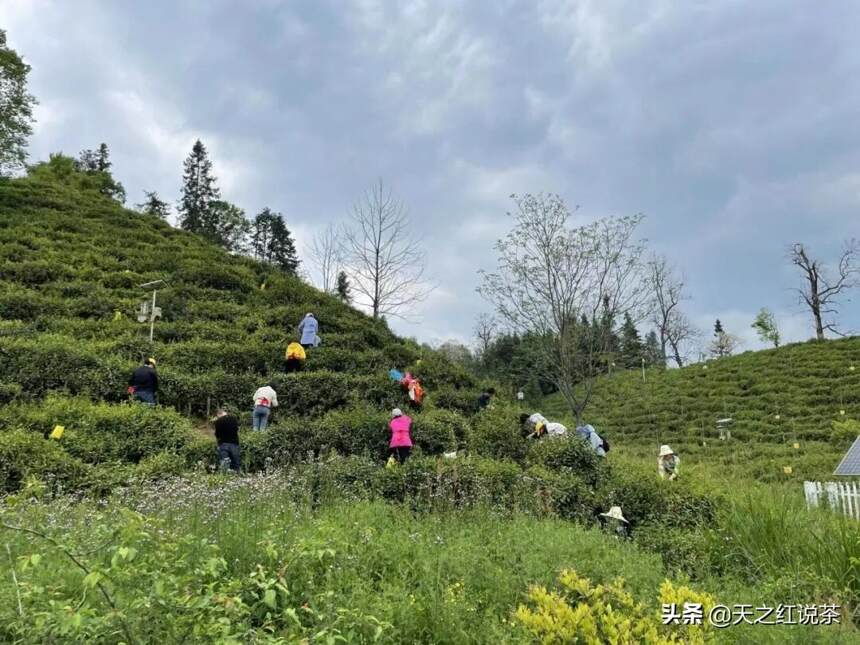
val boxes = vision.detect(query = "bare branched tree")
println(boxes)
[343,179,432,319]
[479,193,649,425]
[647,254,700,367]
[473,313,497,358]
[709,330,740,357]
[789,240,860,340]
[310,223,343,293]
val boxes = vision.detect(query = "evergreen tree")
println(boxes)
[0,30,37,174]
[714,319,724,335]
[336,270,351,303]
[250,209,276,261]
[75,143,125,203]
[643,330,663,367]
[136,191,170,220]
[619,312,643,369]
[250,208,299,273]
[179,140,220,235]
[96,143,111,172]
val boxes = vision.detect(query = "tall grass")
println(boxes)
[719,489,860,618]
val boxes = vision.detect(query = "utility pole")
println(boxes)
[138,280,166,343]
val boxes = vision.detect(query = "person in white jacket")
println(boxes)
[251,383,279,431]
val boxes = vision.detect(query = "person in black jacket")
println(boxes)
[213,409,241,473]
[128,358,158,405]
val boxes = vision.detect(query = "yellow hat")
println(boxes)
[147,357,157,366]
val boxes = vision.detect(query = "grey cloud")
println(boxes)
[2,0,859,346]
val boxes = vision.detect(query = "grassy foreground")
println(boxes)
[0,472,855,644]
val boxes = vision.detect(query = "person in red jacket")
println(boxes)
[388,408,413,463]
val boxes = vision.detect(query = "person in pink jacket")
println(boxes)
[388,408,413,463]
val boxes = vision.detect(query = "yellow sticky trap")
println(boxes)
[113,310,122,321]
[783,466,793,475]
[49,425,65,440]
[850,366,856,372]
[774,414,780,420]
[792,442,800,450]
[840,410,846,416]
[260,282,267,290]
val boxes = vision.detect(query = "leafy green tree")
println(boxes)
[336,270,351,303]
[179,139,220,235]
[0,30,36,175]
[619,313,643,369]
[751,308,780,348]
[135,191,170,220]
[251,208,300,274]
[75,143,126,203]
[206,200,249,253]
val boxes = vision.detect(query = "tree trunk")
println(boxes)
[810,274,825,341]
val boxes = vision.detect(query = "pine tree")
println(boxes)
[136,191,170,220]
[75,142,126,203]
[179,140,220,235]
[251,208,299,273]
[714,319,724,335]
[96,143,111,172]
[619,312,643,369]
[269,215,300,274]
[336,270,351,303]
[250,209,277,262]
[643,330,663,367]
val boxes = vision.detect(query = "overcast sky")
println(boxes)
[3,0,860,352]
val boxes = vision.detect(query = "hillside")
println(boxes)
[542,339,860,481]
[2,161,860,642]
[0,158,481,491]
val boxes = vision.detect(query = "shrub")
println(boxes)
[315,406,390,461]
[0,396,196,464]
[411,409,460,455]
[515,569,715,644]
[527,434,609,487]
[467,405,529,463]
[0,429,90,493]
[431,387,482,415]
[831,418,860,445]
[411,352,475,390]
[525,465,600,522]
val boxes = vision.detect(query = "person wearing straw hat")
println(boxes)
[658,445,680,480]
[388,408,413,464]
[600,506,629,538]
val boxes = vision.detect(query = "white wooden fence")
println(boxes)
[804,481,860,520]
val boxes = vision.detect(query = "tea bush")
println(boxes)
[527,434,609,487]
[0,429,90,493]
[411,409,460,455]
[0,396,196,464]
[467,405,529,463]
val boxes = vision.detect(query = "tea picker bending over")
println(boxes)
[251,382,278,431]
[285,341,306,373]
[388,408,413,464]
[213,409,241,473]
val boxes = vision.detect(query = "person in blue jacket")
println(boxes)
[297,312,319,349]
